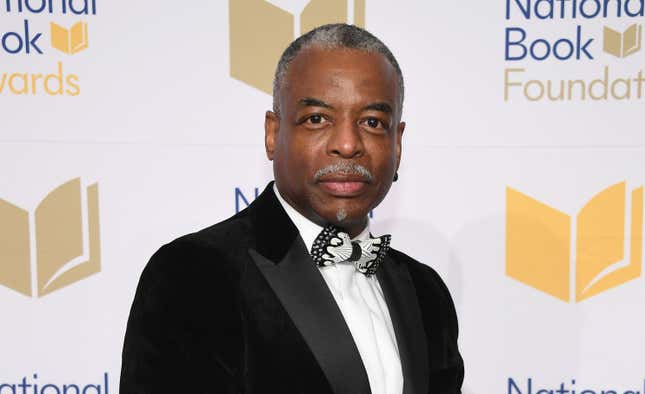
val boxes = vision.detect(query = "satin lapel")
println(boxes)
[377,255,429,394]
[248,239,371,394]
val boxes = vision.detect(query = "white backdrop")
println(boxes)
[1,1,644,393]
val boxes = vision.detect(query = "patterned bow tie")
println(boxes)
[310,225,391,277]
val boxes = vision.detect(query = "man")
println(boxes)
[121,24,463,394]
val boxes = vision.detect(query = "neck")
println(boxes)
[299,205,368,238]
[336,218,368,238]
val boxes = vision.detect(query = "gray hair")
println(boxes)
[313,162,373,182]
[272,23,404,115]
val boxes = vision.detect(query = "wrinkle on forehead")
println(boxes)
[282,50,398,108]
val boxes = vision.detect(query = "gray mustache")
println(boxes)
[314,162,373,182]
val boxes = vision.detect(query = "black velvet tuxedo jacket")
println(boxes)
[120,183,464,394]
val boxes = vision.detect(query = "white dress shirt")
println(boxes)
[273,185,404,394]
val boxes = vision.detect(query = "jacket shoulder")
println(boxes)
[173,209,253,251]
[388,248,453,297]
[387,248,459,332]
[138,210,254,291]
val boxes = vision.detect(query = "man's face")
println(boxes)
[265,47,404,236]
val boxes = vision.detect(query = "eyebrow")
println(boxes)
[363,102,393,114]
[297,98,393,114]
[298,97,334,109]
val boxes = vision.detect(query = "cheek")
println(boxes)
[288,135,324,170]
[368,139,397,169]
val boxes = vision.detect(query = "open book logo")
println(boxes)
[0,178,101,298]
[506,182,643,303]
[50,21,89,55]
[229,0,366,94]
[603,23,642,58]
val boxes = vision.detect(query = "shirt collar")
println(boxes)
[272,183,370,252]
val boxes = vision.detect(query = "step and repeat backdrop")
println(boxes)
[1,0,644,392]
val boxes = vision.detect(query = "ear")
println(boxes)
[395,121,405,170]
[265,111,280,160]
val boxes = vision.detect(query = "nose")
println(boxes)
[327,118,364,159]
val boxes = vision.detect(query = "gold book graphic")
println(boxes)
[603,23,642,58]
[0,178,100,297]
[506,182,643,302]
[50,21,89,55]
[229,0,365,94]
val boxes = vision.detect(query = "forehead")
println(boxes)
[281,47,400,109]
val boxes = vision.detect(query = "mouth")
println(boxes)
[317,174,370,197]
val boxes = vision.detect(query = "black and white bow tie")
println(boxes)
[310,225,391,277]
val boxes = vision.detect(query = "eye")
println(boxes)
[360,117,388,131]
[301,113,330,129]
[307,114,325,124]
[366,118,381,128]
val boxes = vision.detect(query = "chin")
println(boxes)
[319,204,369,225]
[310,191,375,224]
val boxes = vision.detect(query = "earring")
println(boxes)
[393,172,399,182]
